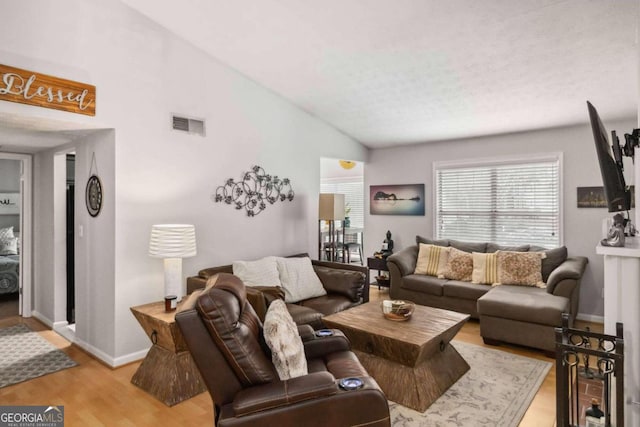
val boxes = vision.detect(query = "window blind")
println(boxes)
[321,177,364,229]
[435,158,561,248]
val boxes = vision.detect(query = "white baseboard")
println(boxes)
[54,325,76,343]
[113,348,149,367]
[72,336,148,368]
[576,313,604,324]
[53,320,69,329]
[29,311,147,368]
[31,311,71,331]
[31,310,53,328]
[72,336,117,367]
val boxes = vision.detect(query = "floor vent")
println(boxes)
[172,115,205,136]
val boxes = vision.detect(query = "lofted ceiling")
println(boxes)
[129,2,636,148]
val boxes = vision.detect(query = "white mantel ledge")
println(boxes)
[596,236,640,258]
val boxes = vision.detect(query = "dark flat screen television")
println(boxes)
[587,101,631,212]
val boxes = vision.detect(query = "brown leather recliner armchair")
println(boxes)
[176,273,390,427]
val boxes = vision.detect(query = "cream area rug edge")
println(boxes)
[389,340,552,427]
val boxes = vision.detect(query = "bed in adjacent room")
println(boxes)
[0,227,19,295]
[0,254,19,295]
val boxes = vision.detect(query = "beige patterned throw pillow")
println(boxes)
[495,250,546,287]
[471,252,498,284]
[414,243,450,277]
[442,247,473,281]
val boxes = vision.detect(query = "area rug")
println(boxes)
[0,323,77,388]
[390,341,552,427]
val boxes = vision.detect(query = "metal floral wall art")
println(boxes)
[213,165,294,216]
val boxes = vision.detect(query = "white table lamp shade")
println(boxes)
[149,224,197,258]
[319,193,345,220]
[149,224,197,300]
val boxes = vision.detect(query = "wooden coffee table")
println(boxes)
[323,302,470,412]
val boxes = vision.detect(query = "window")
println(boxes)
[321,177,364,229]
[434,154,561,248]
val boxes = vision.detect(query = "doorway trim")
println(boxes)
[0,152,32,317]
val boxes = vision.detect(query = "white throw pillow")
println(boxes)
[0,226,14,243]
[275,257,326,303]
[263,299,308,380]
[0,237,18,256]
[232,256,281,287]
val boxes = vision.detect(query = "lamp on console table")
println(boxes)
[149,224,197,301]
[319,193,345,262]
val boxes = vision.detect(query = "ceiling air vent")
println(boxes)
[172,115,206,136]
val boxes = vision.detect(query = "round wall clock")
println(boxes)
[85,175,103,217]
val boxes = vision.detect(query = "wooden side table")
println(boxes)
[367,256,390,289]
[130,301,206,406]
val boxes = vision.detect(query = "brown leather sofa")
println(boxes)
[176,273,390,427]
[187,256,369,329]
[387,238,588,354]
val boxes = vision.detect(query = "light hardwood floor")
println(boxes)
[0,289,602,427]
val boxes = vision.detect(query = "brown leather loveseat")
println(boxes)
[187,255,369,329]
[176,273,390,427]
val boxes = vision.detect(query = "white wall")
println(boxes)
[0,159,20,190]
[74,131,117,359]
[33,151,56,323]
[365,119,636,319]
[33,131,116,351]
[1,0,367,364]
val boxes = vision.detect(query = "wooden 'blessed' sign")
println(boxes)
[0,64,95,116]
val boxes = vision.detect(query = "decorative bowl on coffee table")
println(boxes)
[381,300,414,321]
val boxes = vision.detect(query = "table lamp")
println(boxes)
[149,224,197,301]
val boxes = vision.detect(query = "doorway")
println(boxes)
[0,158,21,319]
[0,152,33,319]
[320,158,365,264]
[65,154,75,324]
[52,149,77,333]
